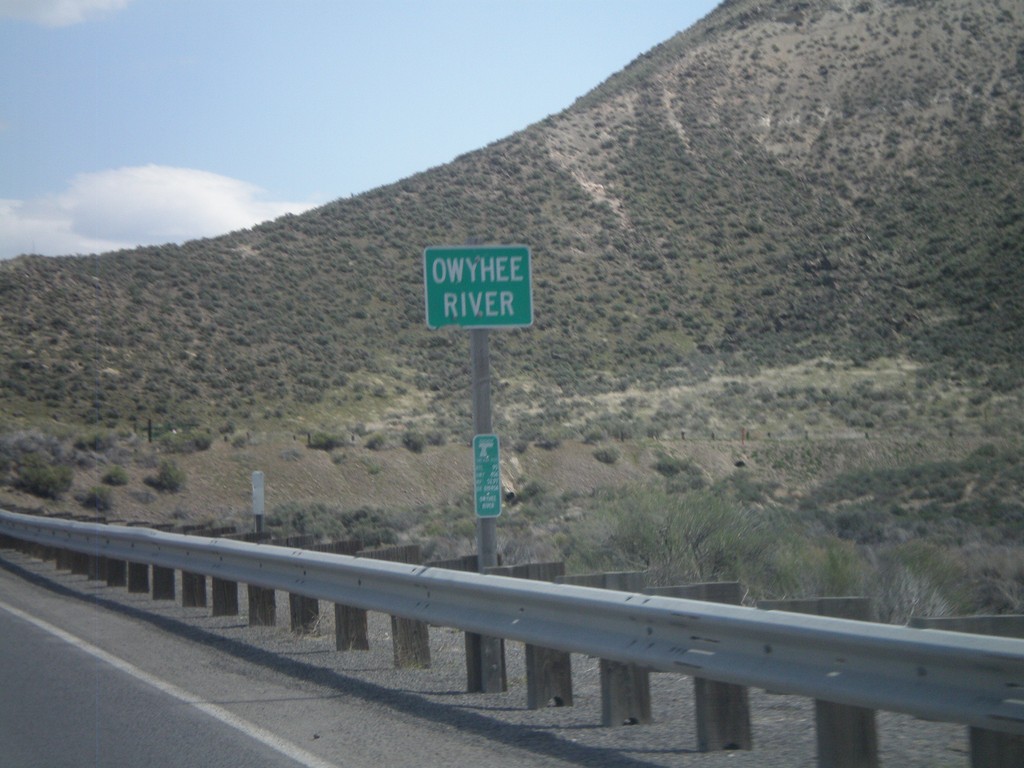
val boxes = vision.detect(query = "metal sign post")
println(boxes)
[471,328,504,693]
[424,243,532,695]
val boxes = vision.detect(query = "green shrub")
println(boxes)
[146,460,186,492]
[15,453,73,499]
[365,433,386,451]
[402,431,426,453]
[577,485,774,587]
[593,447,620,464]
[74,432,117,452]
[534,435,561,450]
[653,455,707,491]
[102,465,129,486]
[652,454,686,477]
[81,486,113,512]
[308,432,346,451]
[267,501,397,546]
[771,537,867,599]
[159,430,212,453]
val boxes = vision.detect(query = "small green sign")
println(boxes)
[473,434,501,518]
[424,245,532,329]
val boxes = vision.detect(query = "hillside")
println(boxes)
[1,0,1021,446]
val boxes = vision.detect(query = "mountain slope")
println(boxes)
[1,0,1022,438]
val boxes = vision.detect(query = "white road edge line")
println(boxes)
[0,599,341,768]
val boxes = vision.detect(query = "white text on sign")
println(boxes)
[432,254,525,322]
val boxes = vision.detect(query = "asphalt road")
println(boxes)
[0,554,595,768]
[0,602,329,768]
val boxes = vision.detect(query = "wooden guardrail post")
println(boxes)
[277,535,319,633]
[247,584,276,626]
[241,531,280,626]
[208,529,247,617]
[909,615,1024,768]
[426,554,502,690]
[211,575,238,616]
[127,561,150,593]
[120,522,150,593]
[55,546,72,571]
[148,527,178,600]
[274,538,364,643]
[646,581,752,751]
[304,539,364,649]
[758,597,877,768]
[105,557,127,587]
[151,565,176,600]
[74,516,108,581]
[334,598,369,650]
[238,534,317,631]
[360,544,431,668]
[88,554,107,581]
[487,562,568,708]
[220,531,272,624]
[71,550,90,576]
[288,590,318,632]
[181,571,207,607]
[557,571,651,726]
[179,526,236,609]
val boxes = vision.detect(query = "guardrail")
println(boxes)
[2,508,1024,752]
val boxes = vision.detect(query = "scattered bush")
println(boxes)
[653,454,707,491]
[365,433,386,451]
[80,486,113,512]
[74,432,118,453]
[267,501,397,546]
[146,460,186,492]
[402,431,426,453]
[593,447,620,464]
[308,432,346,451]
[574,485,774,587]
[14,453,73,499]
[102,465,129,486]
[159,431,212,454]
[772,537,867,599]
[652,454,686,477]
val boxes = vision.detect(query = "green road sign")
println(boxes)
[473,434,502,518]
[424,245,532,329]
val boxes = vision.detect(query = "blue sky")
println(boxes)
[0,0,719,259]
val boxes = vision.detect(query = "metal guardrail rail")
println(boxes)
[2,508,1024,736]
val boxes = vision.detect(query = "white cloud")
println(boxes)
[0,165,318,259]
[0,0,131,26]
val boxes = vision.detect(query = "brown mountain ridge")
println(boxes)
[1,0,1021,441]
